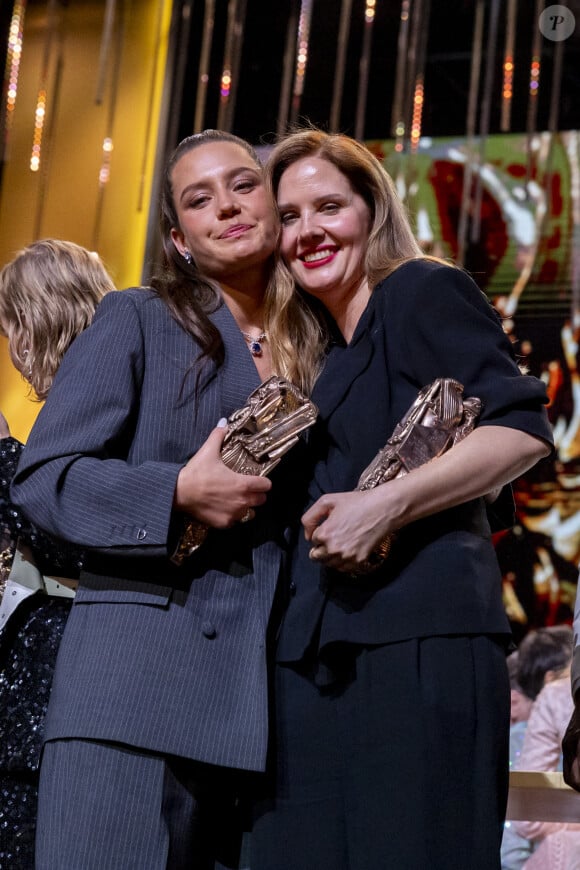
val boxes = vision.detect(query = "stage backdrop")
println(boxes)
[0,0,173,442]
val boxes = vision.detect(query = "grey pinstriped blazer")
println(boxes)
[11,288,290,772]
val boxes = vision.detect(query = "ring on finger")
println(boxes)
[240,509,253,524]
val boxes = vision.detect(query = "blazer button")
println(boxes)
[289,582,296,596]
[136,528,147,540]
[202,620,217,639]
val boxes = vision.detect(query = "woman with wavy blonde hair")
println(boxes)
[0,239,115,400]
[0,238,115,868]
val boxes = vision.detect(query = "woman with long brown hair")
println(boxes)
[11,131,324,869]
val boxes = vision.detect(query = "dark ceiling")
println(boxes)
[170,0,580,146]
[2,1,579,154]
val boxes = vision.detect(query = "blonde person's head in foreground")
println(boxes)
[0,239,116,400]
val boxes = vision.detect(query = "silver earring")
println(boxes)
[182,251,193,265]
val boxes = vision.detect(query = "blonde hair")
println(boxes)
[0,239,116,400]
[263,258,326,393]
[266,127,425,298]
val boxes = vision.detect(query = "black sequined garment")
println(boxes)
[0,437,81,870]
[0,437,82,578]
[0,597,71,869]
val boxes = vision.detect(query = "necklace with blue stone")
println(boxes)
[240,329,267,357]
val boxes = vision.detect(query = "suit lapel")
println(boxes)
[209,302,282,618]
[209,302,262,414]
[313,295,376,421]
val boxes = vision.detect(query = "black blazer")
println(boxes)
[11,289,294,772]
[278,260,553,667]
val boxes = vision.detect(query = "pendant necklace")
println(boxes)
[240,329,267,357]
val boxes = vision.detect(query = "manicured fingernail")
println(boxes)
[217,417,227,428]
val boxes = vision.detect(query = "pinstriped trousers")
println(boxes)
[35,739,246,870]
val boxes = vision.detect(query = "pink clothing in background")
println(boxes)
[514,677,580,869]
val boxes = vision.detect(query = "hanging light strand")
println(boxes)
[409,76,424,152]
[30,88,47,172]
[98,136,114,187]
[525,0,545,189]
[95,0,117,104]
[3,0,27,148]
[29,0,60,173]
[277,2,299,135]
[527,0,544,123]
[457,0,485,264]
[355,0,377,140]
[409,0,429,155]
[566,132,580,328]
[219,0,237,108]
[399,0,425,160]
[471,0,502,243]
[329,0,354,133]
[217,0,248,132]
[92,0,126,249]
[137,0,166,211]
[365,0,376,22]
[501,0,517,131]
[193,0,215,132]
[391,0,411,150]
[290,0,313,123]
[528,56,541,101]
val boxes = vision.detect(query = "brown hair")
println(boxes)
[517,625,573,700]
[0,239,115,400]
[152,129,324,394]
